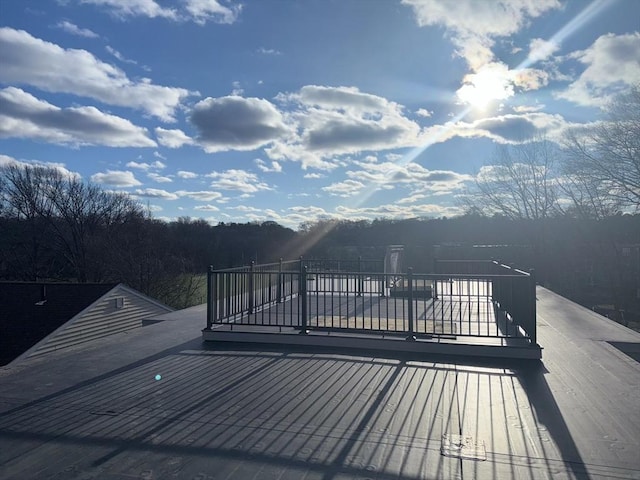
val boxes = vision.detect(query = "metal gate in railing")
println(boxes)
[205,259,536,343]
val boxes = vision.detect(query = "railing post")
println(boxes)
[357,256,363,296]
[248,261,255,314]
[300,263,308,334]
[206,265,214,329]
[277,257,283,303]
[529,269,537,344]
[406,267,416,341]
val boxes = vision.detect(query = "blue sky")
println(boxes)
[1,0,639,228]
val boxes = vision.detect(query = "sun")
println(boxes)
[457,63,514,109]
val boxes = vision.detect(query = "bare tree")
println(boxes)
[563,85,640,211]
[469,137,559,220]
[0,164,143,282]
[0,165,57,279]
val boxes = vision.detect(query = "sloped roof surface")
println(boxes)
[0,282,117,365]
[0,289,639,478]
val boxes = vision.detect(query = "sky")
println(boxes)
[1,0,639,229]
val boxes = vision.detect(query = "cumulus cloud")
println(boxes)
[207,169,272,193]
[176,190,224,201]
[91,170,142,187]
[183,0,242,24]
[76,0,241,24]
[194,204,220,211]
[255,159,283,173]
[155,128,194,148]
[55,20,99,38]
[322,179,366,197]
[528,38,560,63]
[268,85,422,169]
[557,32,640,106]
[126,160,166,170]
[190,96,289,152]
[0,28,193,121]
[132,188,179,200]
[177,171,199,179]
[415,108,432,117]
[0,87,156,147]
[347,161,473,194]
[147,172,172,183]
[418,111,570,145]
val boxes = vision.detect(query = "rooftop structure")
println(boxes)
[1,280,639,478]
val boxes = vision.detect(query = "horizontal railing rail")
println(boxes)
[206,258,537,344]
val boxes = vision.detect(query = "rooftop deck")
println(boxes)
[204,261,540,359]
[0,287,639,479]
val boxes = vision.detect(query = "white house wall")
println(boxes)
[25,285,173,359]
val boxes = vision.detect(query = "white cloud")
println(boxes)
[176,190,224,201]
[415,108,432,117]
[402,0,560,69]
[303,173,325,179]
[0,154,79,179]
[126,160,166,170]
[78,0,178,19]
[183,0,242,24]
[322,179,366,197]
[231,80,244,96]
[190,96,289,153]
[397,193,427,205]
[105,45,138,65]
[91,170,142,187]
[347,161,473,194]
[132,188,179,200]
[257,47,282,55]
[177,171,199,179]
[417,111,571,145]
[0,87,156,147]
[268,85,422,169]
[0,27,193,121]
[335,203,462,220]
[255,159,282,173]
[155,127,194,148]
[55,20,99,38]
[194,204,220,211]
[77,0,241,24]
[207,169,272,193]
[557,33,640,106]
[528,38,560,63]
[148,172,172,183]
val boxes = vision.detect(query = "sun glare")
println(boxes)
[457,64,513,109]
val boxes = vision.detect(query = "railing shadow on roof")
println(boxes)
[0,343,594,478]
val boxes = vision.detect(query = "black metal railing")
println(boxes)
[206,258,537,344]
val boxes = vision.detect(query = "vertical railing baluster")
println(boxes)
[277,258,283,303]
[300,264,308,334]
[407,267,415,341]
[206,265,214,329]
[248,261,255,314]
